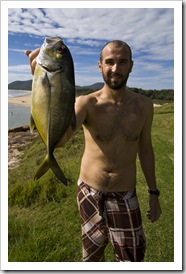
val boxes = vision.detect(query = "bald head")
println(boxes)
[100,40,132,63]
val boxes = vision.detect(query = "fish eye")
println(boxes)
[56,46,65,54]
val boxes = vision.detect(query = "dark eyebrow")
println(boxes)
[105,58,129,63]
[105,58,113,62]
[120,58,129,62]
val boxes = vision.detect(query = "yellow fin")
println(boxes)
[34,154,67,186]
[30,115,36,133]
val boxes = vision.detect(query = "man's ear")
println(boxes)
[98,61,102,73]
[129,60,134,73]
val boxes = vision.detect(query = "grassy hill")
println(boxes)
[8,80,33,90]
[8,80,104,92]
[8,103,174,262]
[8,80,174,101]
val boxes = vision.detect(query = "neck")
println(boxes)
[102,84,128,103]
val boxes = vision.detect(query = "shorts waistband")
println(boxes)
[78,179,136,200]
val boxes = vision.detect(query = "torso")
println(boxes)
[79,89,150,192]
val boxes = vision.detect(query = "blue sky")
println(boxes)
[7,6,175,90]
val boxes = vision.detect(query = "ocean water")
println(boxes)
[8,90,31,129]
[8,89,31,98]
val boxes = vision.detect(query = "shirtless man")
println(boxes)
[25,40,161,262]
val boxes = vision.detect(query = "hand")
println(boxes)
[24,48,40,75]
[146,195,162,223]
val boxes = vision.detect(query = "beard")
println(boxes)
[102,72,129,90]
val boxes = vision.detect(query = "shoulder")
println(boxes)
[75,91,101,126]
[129,90,152,103]
[76,90,100,108]
[129,90,153,113]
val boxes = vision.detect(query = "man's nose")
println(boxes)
[112,63,118,72]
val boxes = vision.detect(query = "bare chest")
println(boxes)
[87,103,145,143]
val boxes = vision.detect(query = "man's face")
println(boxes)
[98,43,133,90]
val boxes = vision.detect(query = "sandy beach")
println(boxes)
[8,93,162,108]
[9,93,31,107]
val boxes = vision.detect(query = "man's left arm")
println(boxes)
[138,99,162,223]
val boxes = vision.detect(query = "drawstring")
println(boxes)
[78,180,136,217]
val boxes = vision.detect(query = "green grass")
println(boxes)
[8,103,174,262]
[136,103,174,262]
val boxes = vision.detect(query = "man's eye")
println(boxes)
[106,60,114,65]
[120,59,128,64]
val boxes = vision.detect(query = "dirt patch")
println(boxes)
[8,125,38,169]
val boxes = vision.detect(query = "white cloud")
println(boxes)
[8,8,174,49]
[8,64,32,83]
[8,72,32,84]
[9,48,25,53]
[7,7,175,89]
[9,64,31,73]
[9,8,174,58]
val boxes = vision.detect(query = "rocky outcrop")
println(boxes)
[9,125,32,133]
[8,125,38,169]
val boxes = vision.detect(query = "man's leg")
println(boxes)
[77,180,109,262]
[105,191,146,262]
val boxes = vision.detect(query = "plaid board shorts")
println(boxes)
[77,179,146,262]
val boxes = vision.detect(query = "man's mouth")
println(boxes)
[110,74,122,80]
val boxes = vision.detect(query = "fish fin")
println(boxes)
[34,154,67,185]
[70,110,76,132]
[34,155,50,180]
[50,154,67,186]
[47,110,67,185]
[30,115,36,133]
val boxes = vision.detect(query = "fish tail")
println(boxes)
[50,154,67,186]
[34,155,50,181]
[34,154,67,186]
[30,114,36,133]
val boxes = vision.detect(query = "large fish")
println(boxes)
[30,37,76,185]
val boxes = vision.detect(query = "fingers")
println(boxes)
[24,50,32,57]
[146,210,161,223]
[146,210,152,221]
[24,48,40,75]
[24,48,40,61]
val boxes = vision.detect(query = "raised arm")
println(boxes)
[138,99,162,222]
[56,95,88,147]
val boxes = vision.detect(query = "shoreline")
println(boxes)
[9,93,163,108]
[8,93,31,107]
